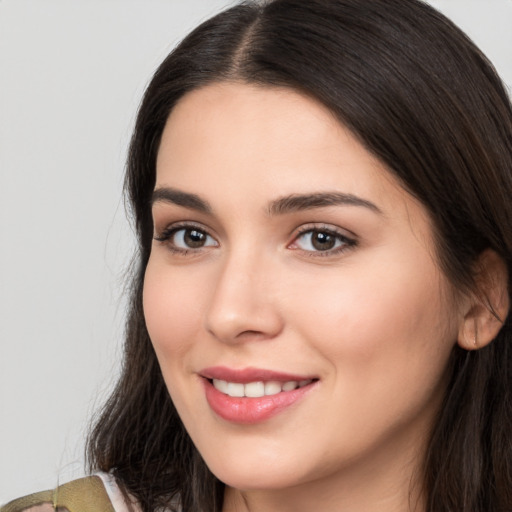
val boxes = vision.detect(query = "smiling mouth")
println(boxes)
[200,366,319,422]
[211,378,315,398]
[201,369,319,423]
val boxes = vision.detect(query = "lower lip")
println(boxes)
[203,379,316,424]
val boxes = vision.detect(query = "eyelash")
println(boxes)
[153,222,357,257]
[154,222,217,255]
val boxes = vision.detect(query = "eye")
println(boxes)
[172,227,216,249]
[290,227,356,255]
[155,225,218,252]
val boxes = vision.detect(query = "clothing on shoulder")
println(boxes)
[1,474,138,512]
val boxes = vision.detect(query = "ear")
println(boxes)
[457,249,510,351]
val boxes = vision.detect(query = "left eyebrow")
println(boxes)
[268,192,383,216]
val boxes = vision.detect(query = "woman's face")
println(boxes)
[143,83,461,496]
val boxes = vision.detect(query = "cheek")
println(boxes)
[278,257,457,461]
[286,252,457,397]
[142,259,204,363]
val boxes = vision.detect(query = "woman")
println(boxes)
[3,0,511,511]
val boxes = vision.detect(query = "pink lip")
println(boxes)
[200,366,318,424]
[200,366,316,383]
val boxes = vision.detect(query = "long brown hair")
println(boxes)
[87,1,512,510]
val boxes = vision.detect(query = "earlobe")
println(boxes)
[457,250,510,351]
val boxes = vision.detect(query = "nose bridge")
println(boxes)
[204,244,282,343]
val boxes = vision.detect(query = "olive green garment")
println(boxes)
[1,476,116,512]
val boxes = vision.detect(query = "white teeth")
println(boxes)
[212,378,313,397]
[227,382,245,397]
[245,381,265,397]
[212,379,228,394]
[264,381,282,396]
[282,381,298,392]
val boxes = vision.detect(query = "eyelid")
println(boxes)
[154,220,207,239]
[291,222,356,239]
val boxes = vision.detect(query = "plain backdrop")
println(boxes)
[1,0,511,504]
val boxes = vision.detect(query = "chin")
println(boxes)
[200,444,310,491]
[211,465,304,491]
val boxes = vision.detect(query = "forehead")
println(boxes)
[155,82,426,226]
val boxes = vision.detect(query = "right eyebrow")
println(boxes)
[151,187,212,214]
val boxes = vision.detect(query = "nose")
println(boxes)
[204,252,284,344]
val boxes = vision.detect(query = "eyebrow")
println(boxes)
[268,192,382,216]
[151,187,382,216]
[152,187,212,214]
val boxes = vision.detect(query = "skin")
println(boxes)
[143,83,465,512]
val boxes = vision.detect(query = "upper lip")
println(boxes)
[200,366,317,383]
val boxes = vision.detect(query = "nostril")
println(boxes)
[237,330,267,339]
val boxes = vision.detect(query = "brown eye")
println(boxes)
[165,227,218,250]
[292,228,354,254]
[182,229,208,248]
[310,231,336,251]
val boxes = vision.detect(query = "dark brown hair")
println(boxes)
[87,1,512,510]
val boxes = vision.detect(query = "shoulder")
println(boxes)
[1,473,139,512]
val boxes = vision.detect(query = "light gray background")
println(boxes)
[1,0,511,504]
